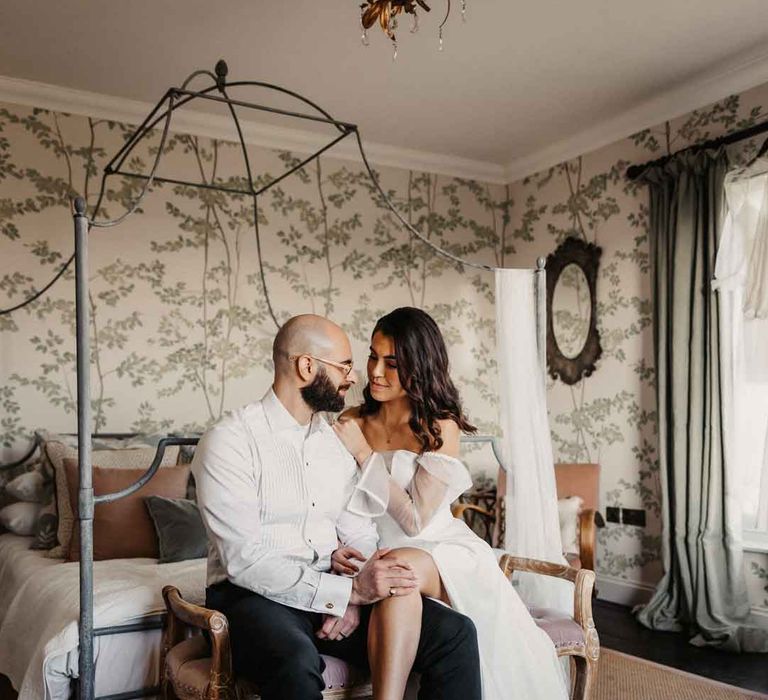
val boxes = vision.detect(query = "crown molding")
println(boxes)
[0,75,507,184]
[503,44,768,182]
[5,43,768,188]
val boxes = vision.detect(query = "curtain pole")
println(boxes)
[626,118,768,181]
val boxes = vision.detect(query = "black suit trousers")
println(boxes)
[206,580,481,700]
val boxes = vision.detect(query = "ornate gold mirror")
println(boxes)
[546,237,602,384]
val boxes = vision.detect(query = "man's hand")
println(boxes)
[349,548,418,604]
[316,603,361,641]
[332,546,367,575]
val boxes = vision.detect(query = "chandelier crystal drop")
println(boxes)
[359,0,464,53]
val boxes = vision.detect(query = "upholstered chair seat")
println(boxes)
[529,607,587,651]
[165,636,212,700]
[237,657,371,700]
[162,555,601,700]
[160,586,373,700]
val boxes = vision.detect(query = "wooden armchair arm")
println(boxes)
[161,585,233,686]
[500,554,579,583]
[451,503,494,520]
[498,554,596,630]
[578,508,597,571]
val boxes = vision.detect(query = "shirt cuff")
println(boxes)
[310,572,353,618]
[347,453,390,517]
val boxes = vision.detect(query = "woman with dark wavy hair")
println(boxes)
[333,307,567,700]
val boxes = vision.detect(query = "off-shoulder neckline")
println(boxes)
[380,449,462,461]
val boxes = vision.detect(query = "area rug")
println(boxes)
[594,649,768,699]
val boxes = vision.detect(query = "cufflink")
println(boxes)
[325,602,334,610]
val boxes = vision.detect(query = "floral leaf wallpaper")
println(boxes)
[1,82,767,611]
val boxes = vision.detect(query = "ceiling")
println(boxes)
[3,0,768,181]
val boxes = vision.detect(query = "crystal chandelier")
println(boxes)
[360,0,466,58]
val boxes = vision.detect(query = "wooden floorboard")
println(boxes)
[593,599,768,695]
[0,674,18,700]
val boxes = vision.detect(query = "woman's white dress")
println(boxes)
[347,449,568,700]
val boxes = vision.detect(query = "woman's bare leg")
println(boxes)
[368,548,448,700]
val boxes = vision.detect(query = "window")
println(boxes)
[718,171,768,550]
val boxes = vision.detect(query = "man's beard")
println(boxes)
[301,369,349,413]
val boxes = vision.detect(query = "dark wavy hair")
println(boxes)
[360,307,476,453]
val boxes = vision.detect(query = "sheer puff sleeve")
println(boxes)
[348,451,473,537]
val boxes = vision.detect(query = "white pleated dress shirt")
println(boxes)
[191,389,379,617]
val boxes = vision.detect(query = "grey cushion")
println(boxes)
[145,496,207,563]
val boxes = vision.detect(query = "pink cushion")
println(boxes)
[165,635,371,698]
[554,463,599,511]
[529,607,585,650]
[319,654,368,689]
[166,637,214,700]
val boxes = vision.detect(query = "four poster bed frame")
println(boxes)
[5,60,549,700]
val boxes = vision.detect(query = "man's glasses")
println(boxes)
[289,354,354,378]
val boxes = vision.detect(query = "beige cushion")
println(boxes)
[65,460,189,561]
[557,495,583,555]
[6,470,47,503]
[0,501,43,535]
[44,439,179,558]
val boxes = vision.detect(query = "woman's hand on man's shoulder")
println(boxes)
[338,406,362,422]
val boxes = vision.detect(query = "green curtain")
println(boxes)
[635,148,768,652]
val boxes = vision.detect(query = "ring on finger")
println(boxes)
[389,587,396,596]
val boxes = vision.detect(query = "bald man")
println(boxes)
[192,315,481,700]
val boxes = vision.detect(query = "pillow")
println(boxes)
[0,501,44,536]
[144,496,207,563]
[44,436,180,558]
[0,449,55,541]
[6,471,47,503]
[1,455,44,509]
[64,460,189,562]
[557,495,584,555]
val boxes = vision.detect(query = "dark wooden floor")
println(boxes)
[3,603,766,698]
[594,599,768,695]
[0,674,17,700]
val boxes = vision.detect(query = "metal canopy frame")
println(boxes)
[62,59,548,700]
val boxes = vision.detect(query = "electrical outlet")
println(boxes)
[621,508,646,527]
[606,507,620,523]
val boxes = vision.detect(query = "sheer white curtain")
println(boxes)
[495,268,573,614]
[715,166,768,532]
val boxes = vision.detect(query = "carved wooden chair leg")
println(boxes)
[571,656,587,700]
[571,654,598,700]
[585,655,599,700]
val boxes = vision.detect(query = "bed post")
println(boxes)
[74,196,95,700]
[535,256,547,386]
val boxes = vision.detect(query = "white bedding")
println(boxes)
[0,533,206,700]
